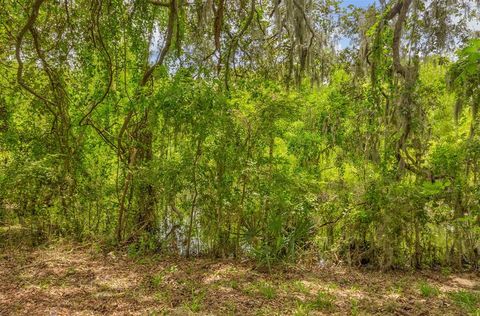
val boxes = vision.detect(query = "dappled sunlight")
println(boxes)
[202,264,248,285]
[1,243,479,315]
[1,0,480,314]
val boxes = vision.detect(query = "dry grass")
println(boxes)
[0,232,478,315]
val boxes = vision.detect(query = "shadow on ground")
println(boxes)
[0,228,478,315]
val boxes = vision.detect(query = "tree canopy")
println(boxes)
[0,0,479,270]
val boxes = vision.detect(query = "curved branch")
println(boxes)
[141,0,177,85]
[385,0,404,21]
[15,0,56,114]
[391,0,412,78]
[80,0,113,126]
[85,117,118,152]
[118,0,177,155]
[224,0,255,91]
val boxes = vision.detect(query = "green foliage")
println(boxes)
[183,288,206,312]
[308,291,335,311]
[448,39,480,128]
[293,302,311,316]
[418,282,440,298]
[0,0,479,271]
[256,281,277,299]
[449,291,480,315]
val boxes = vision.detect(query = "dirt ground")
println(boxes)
[0,231,479,315]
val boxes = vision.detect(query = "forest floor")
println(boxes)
[0,227,479,315]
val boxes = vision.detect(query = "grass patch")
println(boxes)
[228,279,240,290]
[418,281,440,298]
[257,281,277,299]
[449,290,479,314]
[243,281,277,299]
[292,280,309,294]
[38,277,53,289]
[390,279,407,294]
[148,265,178,289]
[150,273,163,288]
[183,289,206,312]
[350,298,360,315]
[308,291,335,311]
[153,289,172,304]
[293,301,311,316]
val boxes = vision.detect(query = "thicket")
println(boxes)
[0,0,479,270]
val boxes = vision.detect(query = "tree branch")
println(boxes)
[15,0,56,115]
[391,0,412,78]
[141,0,177,85]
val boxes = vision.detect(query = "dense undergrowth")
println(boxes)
[0,0,479,271]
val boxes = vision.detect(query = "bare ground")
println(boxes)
[0,231,479,315]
